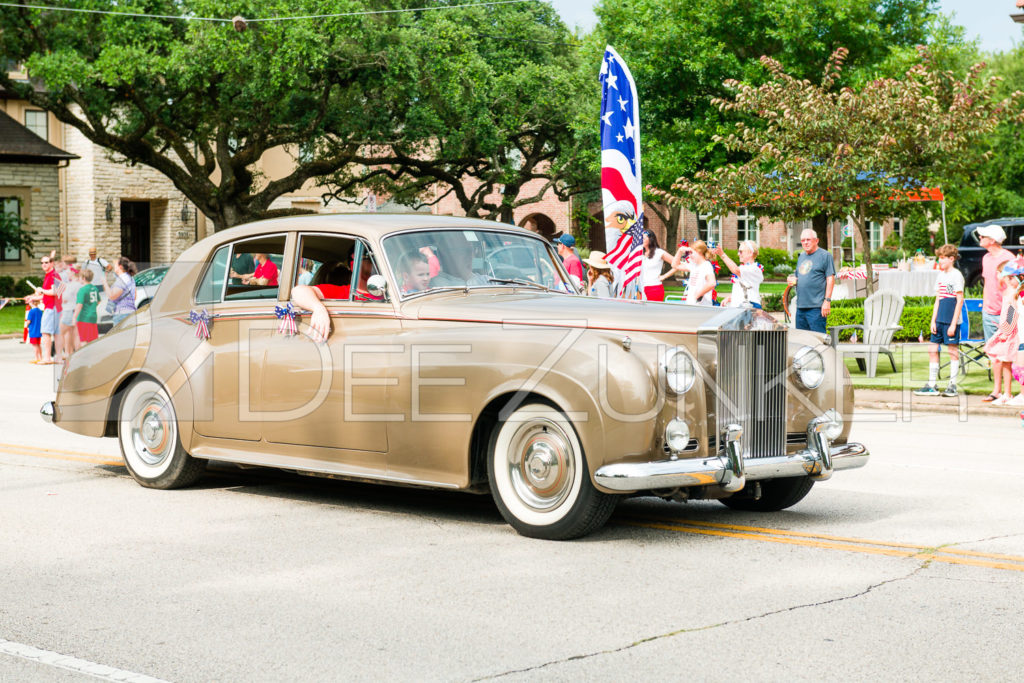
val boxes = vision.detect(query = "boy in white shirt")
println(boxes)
[914,244,964,397]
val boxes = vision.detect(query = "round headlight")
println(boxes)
[662,347,696,394]
[793,346,825,389]
[822,409,844,440]
[665,418,691,453]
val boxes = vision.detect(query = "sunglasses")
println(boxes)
[40,260,50,264]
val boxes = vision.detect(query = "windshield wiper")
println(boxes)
[487,277,552,291]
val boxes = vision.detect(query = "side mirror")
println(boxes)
[366,274,388,300]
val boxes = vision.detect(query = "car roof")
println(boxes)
[206,213,534,243]
[963,218,1024,230]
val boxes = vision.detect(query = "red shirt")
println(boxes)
[254,260,278,286]
[562,253,584,282]
[314,283,350,299]
[42,271,56,309]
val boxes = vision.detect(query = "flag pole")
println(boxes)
[940,191,948,244]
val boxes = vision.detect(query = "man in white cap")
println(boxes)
[976,224,1015,340]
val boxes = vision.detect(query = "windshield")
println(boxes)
[382,229,574,298]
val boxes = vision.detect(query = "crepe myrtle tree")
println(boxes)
[651,47,1024,294]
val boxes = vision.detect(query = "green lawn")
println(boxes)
[0,304,26,335]
[664,279,789,297]
[843,344,996,395]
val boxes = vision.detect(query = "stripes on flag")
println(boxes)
[606,219,644,288]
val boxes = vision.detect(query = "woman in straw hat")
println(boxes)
[583,251,615,298]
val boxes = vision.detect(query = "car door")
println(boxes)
[188,233,292,442]
[255,233,401,463]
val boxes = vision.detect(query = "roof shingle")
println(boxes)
[0,107,78,163]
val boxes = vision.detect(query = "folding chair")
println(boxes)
[942,299,990,380]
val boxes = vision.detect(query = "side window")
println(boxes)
[1008,225,1024,248]
[195,246,230,304]
[294,233,385,302]
[225,235,286,301]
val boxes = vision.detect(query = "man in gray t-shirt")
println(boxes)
[787,229,835,333]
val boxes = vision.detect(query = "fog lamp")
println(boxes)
[665,418,691,454]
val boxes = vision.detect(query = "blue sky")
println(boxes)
[547,0,1022,54]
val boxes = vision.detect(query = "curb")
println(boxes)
[854,399,1023,417]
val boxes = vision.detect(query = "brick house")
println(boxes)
[2,64,200,275]
[0,107,76,280]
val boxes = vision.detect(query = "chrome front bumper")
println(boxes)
[594,421,868,493]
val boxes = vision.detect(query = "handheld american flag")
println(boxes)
[599,46,643,297]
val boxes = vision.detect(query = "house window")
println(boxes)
[736,206,758,243]
[869,221,883,251]
[1,197,22,261]
[24,110,47,140]
[697,214,721,245]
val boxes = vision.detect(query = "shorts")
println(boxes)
[982,312,1000,341]
[644,284,665,302]
[795,307,827,334]
[40,308,58,336]
[59,310,75,327]
[930,324,960,345]
[29,337,40,346]
[76,322,98,343]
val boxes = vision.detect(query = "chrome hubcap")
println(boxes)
[130,395,172,467]
[506,419,575,511]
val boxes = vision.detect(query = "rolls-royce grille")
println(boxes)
[715,329,787,459]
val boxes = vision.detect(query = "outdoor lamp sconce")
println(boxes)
[104,197,114,222]
[180,200,192,224]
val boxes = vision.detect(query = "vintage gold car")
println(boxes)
[42,215,868,539]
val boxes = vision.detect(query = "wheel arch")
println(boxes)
[468,391,564,488]
[103,370,165,437]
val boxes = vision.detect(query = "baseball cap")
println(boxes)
[554,234,576,248]
[1000,264,1020,278]
[975,224,1007,243]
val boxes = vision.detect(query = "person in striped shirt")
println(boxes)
[914,244,964,397]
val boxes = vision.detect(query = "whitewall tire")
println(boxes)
[488,403,617,539]
[118,378,205,489]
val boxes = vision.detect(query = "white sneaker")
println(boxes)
[1009,394,1024,406]
[992,394,1012,406]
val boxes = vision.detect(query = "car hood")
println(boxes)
[401,290,747,334]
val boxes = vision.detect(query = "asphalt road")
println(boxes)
[1,338,1023,681]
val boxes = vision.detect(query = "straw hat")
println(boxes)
[583,251,611,269]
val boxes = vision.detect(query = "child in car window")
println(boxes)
[399,252,431,294]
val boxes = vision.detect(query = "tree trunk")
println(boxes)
[853,211,874,297]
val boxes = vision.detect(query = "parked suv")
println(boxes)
[958,219,1024,288]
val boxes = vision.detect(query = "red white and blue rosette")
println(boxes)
[274,302,298,337]
[188,308,214,340]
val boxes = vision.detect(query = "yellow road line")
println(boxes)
[0,441,119,461]
[0,443,122,467]
[621,518,1024,573]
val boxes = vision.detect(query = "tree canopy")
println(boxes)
[0,0,584,230]
[320,2,589,223]
[651,47,1024,293]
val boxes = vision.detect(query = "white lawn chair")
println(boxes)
[828,290,904,378]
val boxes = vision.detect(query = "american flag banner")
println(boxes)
[599,46,644,297]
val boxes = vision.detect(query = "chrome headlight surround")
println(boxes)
[793,346,825,389]
[661,347,696,395]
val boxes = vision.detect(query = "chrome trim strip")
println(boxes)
[594,442,869,492]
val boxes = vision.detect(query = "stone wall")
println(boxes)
[63,124,198,268]
[0,162,61,280]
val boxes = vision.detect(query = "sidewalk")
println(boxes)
[853,388,1023,417]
